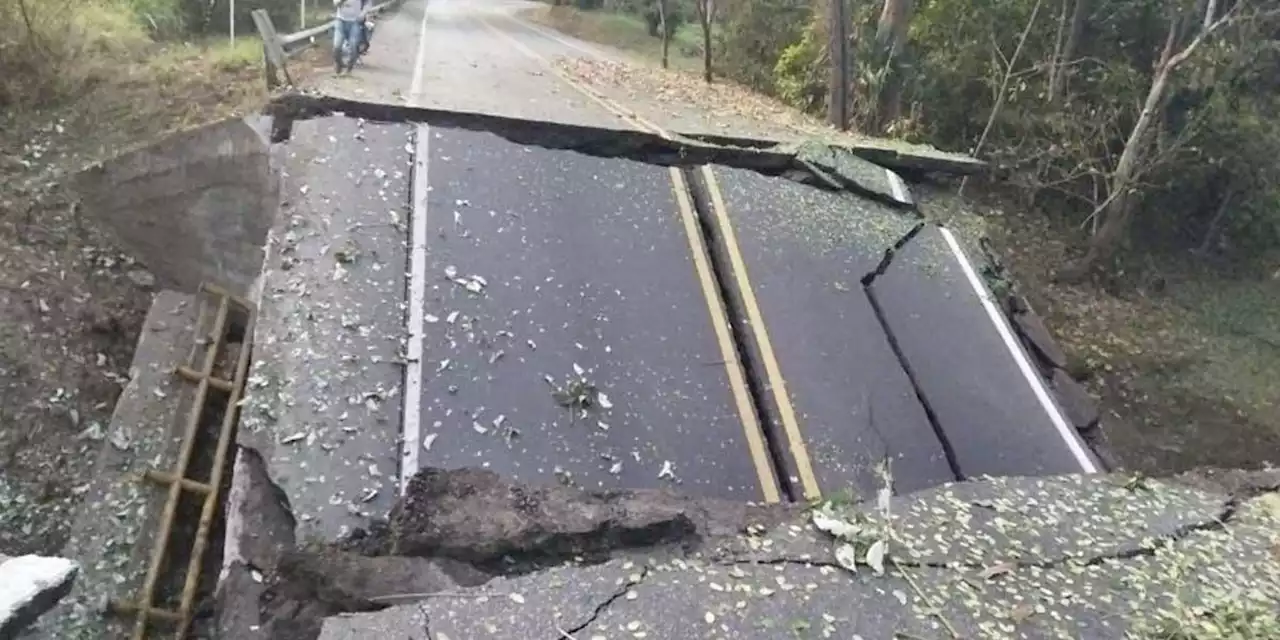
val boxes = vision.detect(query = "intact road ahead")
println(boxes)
[277,0,1098,537]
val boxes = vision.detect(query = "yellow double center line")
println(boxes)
[475,15,820,502]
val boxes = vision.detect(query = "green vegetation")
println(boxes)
[530,3,706,69]
[0,0,314,110]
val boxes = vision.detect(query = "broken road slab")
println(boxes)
[867,225,1101,478]
[852,474,1229,566]
[682,131,987,178]
[385,467,792,564]
[794,140,914,207]
[240,115,411,542]
[319,605,429,640]
[414,126,777,501]
[288,467,1280,640]
[705,165,954,497]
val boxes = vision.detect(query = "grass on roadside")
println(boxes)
[520,4,705,71]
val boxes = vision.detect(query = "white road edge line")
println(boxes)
[402,125,430,494]
[402,0,432,494]
[409,0,431,101]
[938,227,1099,474]
[885,168,909,205]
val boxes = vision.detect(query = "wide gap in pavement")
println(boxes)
[679,166,803,502]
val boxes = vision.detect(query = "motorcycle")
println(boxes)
[335,17,375,73]
[358,17,375,56]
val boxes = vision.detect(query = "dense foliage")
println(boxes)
[607,0,1280,275]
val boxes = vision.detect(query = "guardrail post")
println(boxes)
[250,9,293,89]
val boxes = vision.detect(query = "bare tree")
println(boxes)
[658,0,670,69]
[1058,1,1249,282]
[960,0,1045,196]
[694,0,714,83]
[1047,0,1087,103]
[873,0,915,130]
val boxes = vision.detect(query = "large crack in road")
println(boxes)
[217,458,1280,640]
[859,222,964,482]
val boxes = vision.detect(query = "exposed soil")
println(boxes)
[984,198,1280,474]
[0,43,329,558]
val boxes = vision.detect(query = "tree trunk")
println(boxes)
[874,0,914,131]
[1194,184,1235,255]
[960,0,1044,196]
[658,0,669,69]
[698,0,713,83]
[1203,0,1219,30]
[1047,0,1069,100]
[1058,20,1179,282]
[828,0,849,129]
[1048,0,1087,103]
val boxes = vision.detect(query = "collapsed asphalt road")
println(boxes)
[233,94,1103,551]
[398,105,1101,503]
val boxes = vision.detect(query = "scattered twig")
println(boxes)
[891,556,962,639]
[367,591,510,603]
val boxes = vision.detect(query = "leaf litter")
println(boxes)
[543,362,614,423]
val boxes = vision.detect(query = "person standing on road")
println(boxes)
[333,0,368,74]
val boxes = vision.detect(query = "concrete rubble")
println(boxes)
[214,464,1280,640]
[0,554,78,639]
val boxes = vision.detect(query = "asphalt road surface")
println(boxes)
[286,0,1100,520]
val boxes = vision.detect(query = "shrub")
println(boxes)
[773,20,825,113]
[714,0,808,91]
[0,0,152,108]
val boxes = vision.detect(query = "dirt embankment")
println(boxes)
[0,1,333,557]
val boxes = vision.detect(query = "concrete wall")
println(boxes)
[73,117,279,297]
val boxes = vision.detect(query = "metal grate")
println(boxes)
[109,283,255,639]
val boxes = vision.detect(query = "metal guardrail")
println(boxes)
[250,0,402,88]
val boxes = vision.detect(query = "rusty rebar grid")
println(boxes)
[109,282,254,639]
